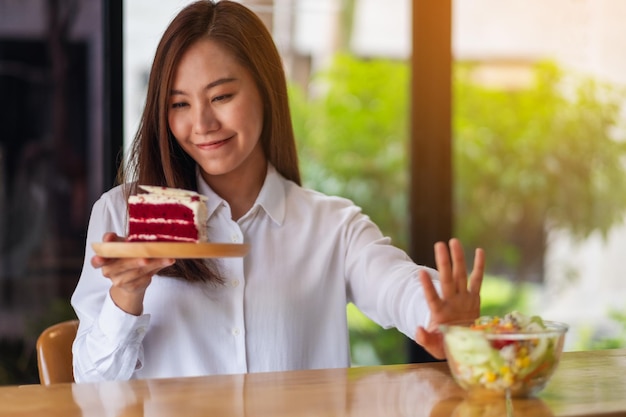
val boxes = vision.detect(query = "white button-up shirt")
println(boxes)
[71,164,438,382]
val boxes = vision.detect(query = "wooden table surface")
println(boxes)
[1,349,625,416]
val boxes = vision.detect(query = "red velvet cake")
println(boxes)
[127,185,208,242]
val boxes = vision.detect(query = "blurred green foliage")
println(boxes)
[290,54,626,364]
[290,54,410,251]
[455,62,626,282]
[577,309,626,350]
[347,303,407,366]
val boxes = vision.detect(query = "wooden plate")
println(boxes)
[91,242,250,259]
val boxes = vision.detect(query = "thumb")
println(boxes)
[415,326,446,360]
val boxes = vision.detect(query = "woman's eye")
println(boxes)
[171,102,187,109]
[212,94,232,103]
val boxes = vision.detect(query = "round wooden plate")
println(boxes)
[91,242,250,259]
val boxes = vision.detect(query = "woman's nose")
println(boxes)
[193,104,220,134]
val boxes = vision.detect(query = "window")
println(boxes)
[451,0,626,351]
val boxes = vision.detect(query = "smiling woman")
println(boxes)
[70,0,484,383]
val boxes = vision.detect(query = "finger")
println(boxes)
[92,251,139,268]
[468,248,485,295]
[415,326,428,346]
[415,326,446,360]
[449,238,468,293]
[101,257,147,278]
[112,271,154,293]
[419,269,442,313]
[92,254,134,270]
[102,232,124,243]
[434,241,455,299]
[92,235,126,267]
[102,257,172,281]
[106,261,168,292]
[91,255,110,269]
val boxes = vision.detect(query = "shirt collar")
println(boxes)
[196,163,286,225]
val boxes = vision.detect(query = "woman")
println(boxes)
[71,0,484,382]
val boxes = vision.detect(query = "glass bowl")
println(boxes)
[440,318,568,398]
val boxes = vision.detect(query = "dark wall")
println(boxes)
[0,0,122,385]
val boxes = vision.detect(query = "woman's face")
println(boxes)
[167,38,265,180]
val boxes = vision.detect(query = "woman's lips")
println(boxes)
[197,136,232,150]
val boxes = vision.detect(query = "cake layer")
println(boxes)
[128,221,199,242]
[129,203,195,221]
[127,185,209,243]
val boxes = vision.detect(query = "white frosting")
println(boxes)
[138,185,209,199]
[131,219,190,224]
[130,186,207,205]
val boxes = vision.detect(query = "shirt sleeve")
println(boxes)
[71,188,151,382]
[341,205,441,341]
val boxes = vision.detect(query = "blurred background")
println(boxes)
[0,0,625,385]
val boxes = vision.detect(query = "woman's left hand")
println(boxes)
[415,238,485,359]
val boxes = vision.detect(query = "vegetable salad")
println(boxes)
[443,311,565,394]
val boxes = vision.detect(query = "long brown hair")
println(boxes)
[119,0,301,283]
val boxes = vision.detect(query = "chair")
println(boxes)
[36,319,79,385]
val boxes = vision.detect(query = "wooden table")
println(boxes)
[1,349,625,416]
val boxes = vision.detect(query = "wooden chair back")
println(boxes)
[36,319,79,385]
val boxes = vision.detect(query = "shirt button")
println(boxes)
[231,279,240,288]
[232,328,240,336]
[231,234,239,243]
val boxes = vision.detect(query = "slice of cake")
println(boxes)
[127,185,208,242]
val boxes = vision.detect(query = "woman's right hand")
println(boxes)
[91,232,175,315]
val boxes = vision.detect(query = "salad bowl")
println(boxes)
[440,312,568,398]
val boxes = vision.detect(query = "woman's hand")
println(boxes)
[415,238,485,359]
[91,232,174,315]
